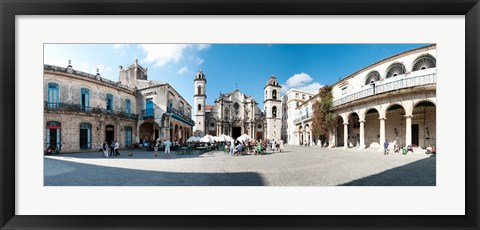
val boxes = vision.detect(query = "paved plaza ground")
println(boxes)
[44,145,436,186]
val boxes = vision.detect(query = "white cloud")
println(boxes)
[195,57,204,65]
[113,44,129,49]
[177,66,189,74]
[141,44,191,67]
[281,72,323,94]
[80,63,90,73]
[196,44,211,51]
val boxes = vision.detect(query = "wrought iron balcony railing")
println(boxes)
[332,73,436,107]
[141,109,155,118]
[169,107,195,125]
[293,114,311,124]
[44,102,137,119]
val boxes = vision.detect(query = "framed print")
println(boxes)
[1,0,479,229]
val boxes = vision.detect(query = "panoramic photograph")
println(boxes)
[43,44,437,186]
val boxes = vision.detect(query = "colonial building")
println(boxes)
[281,89,315,145]
[193,71,281,140]
[44,59,193,153]
[293,44,437,150]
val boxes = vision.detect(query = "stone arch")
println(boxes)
[385,103,406,147]
[347,111,360,147]
[335,115,345,147]
[412,100,436,148]
[363,108,381,148]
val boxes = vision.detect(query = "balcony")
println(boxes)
[332,73,436,107]
[142,109,155,118]
[169,107,195,126]
[44,102,138,119]
[294,114,311,124]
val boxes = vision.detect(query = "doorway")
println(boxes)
[80,123,91,149]
[232,127,241,139]
[106,125,114,145]
[411,124,419,147]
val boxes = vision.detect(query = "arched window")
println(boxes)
[79,123,91,149]
[272,106,277,118]
[198,104,202,111]
[197,85,202,95]
[80,88,90,111]
[272,90,277,100]
[386,63,406,78]
[106,93,114,111]
[364,71,381,85]
[47,82,60,108]
[412,54,436,71]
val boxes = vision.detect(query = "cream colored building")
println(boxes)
[281,89,315,145]
[292,44,437,150]
[44,59,193,153]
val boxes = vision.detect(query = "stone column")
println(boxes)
[309,130,313,146]
[359,120,365,149]
[379,118,386,151]
[405,115,413,147]
[343,123,349,148]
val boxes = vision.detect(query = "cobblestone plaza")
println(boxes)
[44,146,435,186]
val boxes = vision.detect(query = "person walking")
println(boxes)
[114,141,120,156]
[383,139,389,155]
[279,139,285,152]
[229,139,235,157]
[102,141,109,158]
[154,139,160,157]
[164,139,172,158]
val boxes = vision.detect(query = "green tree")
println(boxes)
[312,85,337,146]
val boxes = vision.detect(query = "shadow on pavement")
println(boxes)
[48,149,217,160]
[340,155,436,186]
[44,158,265,186]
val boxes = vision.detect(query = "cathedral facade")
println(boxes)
[194,71,282,141]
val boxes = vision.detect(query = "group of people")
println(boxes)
[152,139,172,158]
[383,139,435,155]
[226,138,285,156]
[101,140,120,158]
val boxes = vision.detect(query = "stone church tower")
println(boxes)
[264,75,282,140]
[194,70,207,136]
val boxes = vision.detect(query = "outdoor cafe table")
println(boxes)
[178,146,189,155]
[196,146,208,153]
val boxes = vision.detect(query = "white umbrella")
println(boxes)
[199,134,215,143]
[186,136,198,143]
[236,134,252,142]
[216,134,233,142]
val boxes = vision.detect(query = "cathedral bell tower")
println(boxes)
[264,75,282,140]
[194,70,207,136]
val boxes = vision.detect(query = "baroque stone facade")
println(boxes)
[193,71,281,140]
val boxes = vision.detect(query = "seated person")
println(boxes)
[407,145,414,153]
[431,145,436,154]
[425,144,433,154]
[235,143,244,155]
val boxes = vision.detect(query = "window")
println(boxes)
[198,104,202,111]
[386,63,406,78]
[272,90,277,100]
[168,99,173,112]
[106,93,114,111]
[295,93,299,98]
[47,82,59,108]
[234,102,240,110]
[341,86,348,95]
[197,85,202,95]
[365,71,381,85]
[79,123,91,149]
[146,98,154,116]
[125,126,132,147]
[125,99,131,114]
[272,106,277,118]
[80,88,90,111]
[302,94,305,99]
[179,102,184,114]
[412,54,436,71]
[210,122,215,127]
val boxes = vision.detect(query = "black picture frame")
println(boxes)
[1,0,479,229]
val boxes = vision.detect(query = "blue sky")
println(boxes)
[44,44,428,111]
